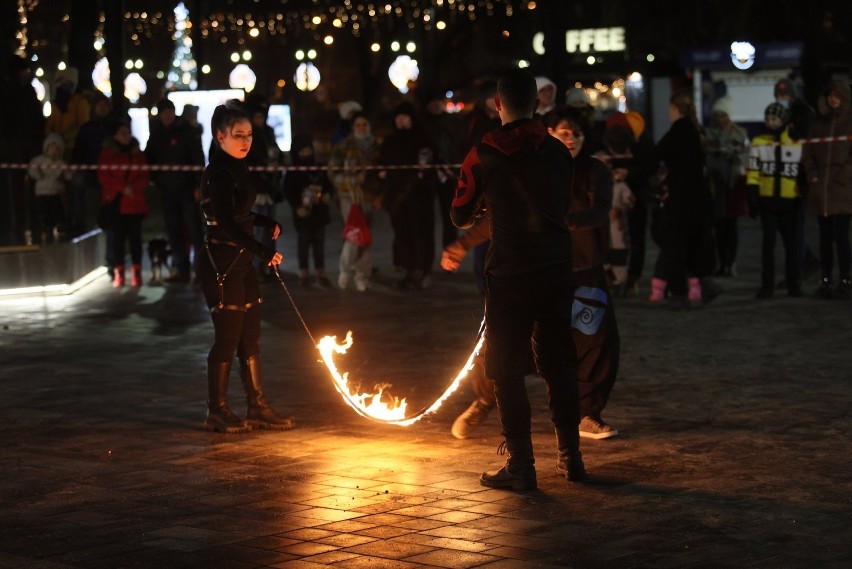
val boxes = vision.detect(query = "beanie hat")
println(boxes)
[156,98,175,113]
[774,79,796,99]
[393,101,417,119]
[625,111,645,139]
[711,96,733,117]
[565,87,591,108]
[42,132,65,153]
[339,100,363,120]
[605,111,630,131]
[765,102,789,123]
[535,76,556,93]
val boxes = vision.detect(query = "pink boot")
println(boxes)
[113,265,125,288]
[649,278,666,302]
[688,277,702,303]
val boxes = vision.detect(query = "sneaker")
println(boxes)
[451,399,494,439]
[355,279,368,292]
[579,415,618,440]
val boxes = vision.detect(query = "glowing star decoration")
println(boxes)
[730,41,756,70]
[316,321,486,426]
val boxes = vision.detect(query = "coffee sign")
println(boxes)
[533,27,626,55]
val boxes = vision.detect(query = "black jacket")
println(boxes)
[200,149,279,264]
[451,118,574,276]
[145,121,204,194]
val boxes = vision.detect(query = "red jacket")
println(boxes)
[98,139,149,215]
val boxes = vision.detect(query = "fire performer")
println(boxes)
[195,102,295,433]
[450,68,585,490]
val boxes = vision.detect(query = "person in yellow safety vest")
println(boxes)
[746,102,804,299]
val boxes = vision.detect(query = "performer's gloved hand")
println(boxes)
[441,241,468,272]
[271,223,282,240]
[268,252,283,267]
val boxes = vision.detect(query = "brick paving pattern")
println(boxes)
[1,212,849,568]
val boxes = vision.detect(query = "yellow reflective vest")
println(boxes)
[746,128,801,200]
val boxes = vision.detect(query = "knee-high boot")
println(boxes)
[479,436,537,490]
[555,427,587,481]
[205,361,250,434]
[240,354,295,430]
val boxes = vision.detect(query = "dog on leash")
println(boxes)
[147,238,172,285]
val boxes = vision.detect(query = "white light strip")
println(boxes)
[0,267,107,298]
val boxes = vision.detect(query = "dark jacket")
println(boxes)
[199,149,279,264]
[451,118,574,276]
[802,80,852,215]
[656,117,711,209]
[283,163,334,229]
[145,121,204,194]
[568,153,612,271]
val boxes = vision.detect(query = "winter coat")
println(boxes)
[656,116,711,209]
[376,125,436,211]
[28,133,70,196]
[98,138,150,216]
[568,153,612,271]
[328,134,379,205]
[283,166,334,230]
[45,93,89,161]
[72,117,110,187]
[801,80,852,215]
[144,121,204,195]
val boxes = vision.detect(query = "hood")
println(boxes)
[817,79,850,117]
[481,118,548,156]
[42,132,65,153]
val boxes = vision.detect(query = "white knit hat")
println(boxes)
[338,100,363,120]
[711,95,733,117]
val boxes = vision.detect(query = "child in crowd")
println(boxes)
[747,102,804,299]
[28,133,71,243]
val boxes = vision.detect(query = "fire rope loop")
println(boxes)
[273,267,485,426]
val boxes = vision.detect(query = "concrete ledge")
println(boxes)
[0,229,105,294]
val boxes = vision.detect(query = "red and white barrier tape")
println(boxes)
[0,162,463,172]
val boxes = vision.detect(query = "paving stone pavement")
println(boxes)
[1,208,850,569]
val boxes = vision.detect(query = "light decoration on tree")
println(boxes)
[124,72,147,103]
[92,57,111,96]
[166,2,197,90]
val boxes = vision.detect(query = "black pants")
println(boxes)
[296,221,326,271]
[660,202,716,295]
[485,264,578,441]
[627,199,648,279]
[388,182,435,274]
[113,214,144,265]
[817,214,851,279]
[196,244,262,364]
[759,207,800,290]
[34,195,64,241]
[714,218,739,269]
[162,191,204,274]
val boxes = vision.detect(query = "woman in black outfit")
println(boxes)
[196,102,294,434]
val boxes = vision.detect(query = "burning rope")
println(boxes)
[273,268,484,426]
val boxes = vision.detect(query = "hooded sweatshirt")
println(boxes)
[28,133,69,196]
[801,80,852,215]
[451,118,574,276]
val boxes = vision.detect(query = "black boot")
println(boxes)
[555,427,587,482]
[480,437,537,490]
[205,361,251,434]
[240,354,295,430]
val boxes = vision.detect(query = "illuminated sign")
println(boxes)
[533,27,626,55]
[730,41,756,70]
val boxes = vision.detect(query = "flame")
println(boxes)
[316,325,485,426]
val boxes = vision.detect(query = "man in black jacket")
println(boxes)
[145,98,205,282]
[451,68,585,490]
